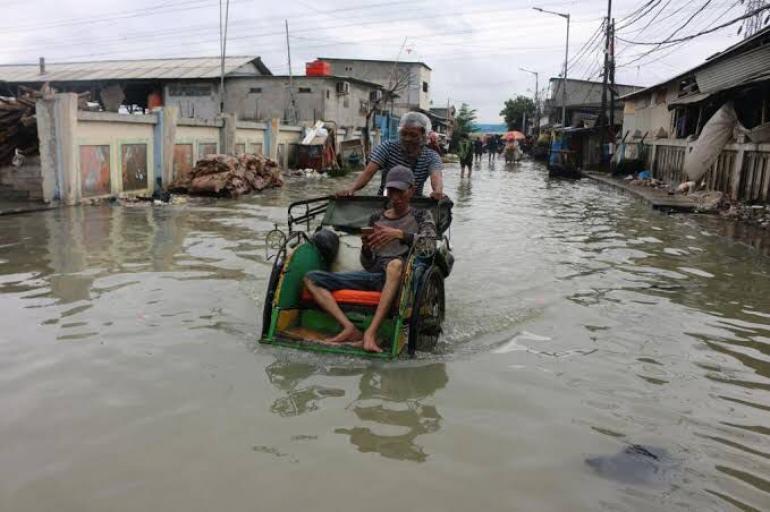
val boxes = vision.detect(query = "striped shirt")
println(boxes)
[369,141,443,196]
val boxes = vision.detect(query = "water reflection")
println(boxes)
[455,179,473,208]
[265,360,345,417]
[335,363,448,463]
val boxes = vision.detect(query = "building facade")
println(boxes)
[620,27,770,141]
[0,56,273,120]
[318,57,431,116]
[616,27,770,204]
[222,75,382,129]
[544,78,643,129]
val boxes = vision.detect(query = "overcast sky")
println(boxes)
[0,0,750,122]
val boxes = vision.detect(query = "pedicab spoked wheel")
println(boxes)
[261,258,283,338]
[408,266,445,355]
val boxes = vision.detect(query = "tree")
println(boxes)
[500,95,536,131]
[363,67,412,156]
[450,103,477,150]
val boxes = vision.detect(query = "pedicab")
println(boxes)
[260,195,454,359]
[502,131,524,164]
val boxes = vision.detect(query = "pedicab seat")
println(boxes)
[301,288,382,307]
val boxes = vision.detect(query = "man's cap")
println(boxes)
[385,165,415,190]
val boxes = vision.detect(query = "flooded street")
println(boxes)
[1,159,768,511]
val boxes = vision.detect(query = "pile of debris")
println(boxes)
[0,87,43,167]
[171,153,283,197]
[1,85,90,167]
[720,203,770,229]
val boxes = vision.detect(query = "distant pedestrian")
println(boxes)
[427,131,444,156]
[458,133,474,178]
[473,138,483,162]
[485,136,497,164]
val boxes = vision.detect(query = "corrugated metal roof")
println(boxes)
[666,92,712,110]
[695,45,770,93]
[620,25,770,101]
[0,56,268,83]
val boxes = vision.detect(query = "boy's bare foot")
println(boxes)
[362,330,382,353]
[326,325,362,344]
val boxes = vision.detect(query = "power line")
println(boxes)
[1,2,599,61]
[616,0,745,68]
[619,0,767,45]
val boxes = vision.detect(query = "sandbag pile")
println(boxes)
[172,153,283,197]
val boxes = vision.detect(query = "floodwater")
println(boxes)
[1,159,768,512]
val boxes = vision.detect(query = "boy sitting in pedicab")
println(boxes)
[304,166,436,353]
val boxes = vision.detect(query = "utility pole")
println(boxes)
[285,20,298,125]
[600,0,612,168]
[218,0,230,114]
[609,18,616,131]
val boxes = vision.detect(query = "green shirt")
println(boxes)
[457,139,473,160]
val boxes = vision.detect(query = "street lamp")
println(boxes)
[520,67,539,135]
[533,6,570,129]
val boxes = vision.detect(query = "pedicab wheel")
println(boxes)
[408,266,445,355]
[261,258,283,338]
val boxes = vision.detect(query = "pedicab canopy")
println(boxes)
[321,196,453,235]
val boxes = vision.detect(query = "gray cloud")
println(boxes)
[0,0,746,121]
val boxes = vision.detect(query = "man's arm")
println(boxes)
[427,149,444,199]
[429,170,444,200]
[338,161,379,196]
[339,142,390,196]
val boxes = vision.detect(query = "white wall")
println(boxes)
[621,84,676,138]
[75,112,156,199]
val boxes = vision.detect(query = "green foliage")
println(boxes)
[450,103,477,150]
[500,96,536,131]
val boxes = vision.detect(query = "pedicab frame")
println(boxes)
[260,195,453,359]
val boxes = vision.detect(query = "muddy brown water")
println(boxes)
[0,159,768,511]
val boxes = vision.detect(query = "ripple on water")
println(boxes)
[0,161,767,511]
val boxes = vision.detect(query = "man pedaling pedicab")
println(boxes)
[337,111,445,200]
[304,166,437,353]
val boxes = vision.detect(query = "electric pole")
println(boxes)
[609,18,616,131]
[285,20,298,125]
[600,0,612,168]
[219,0,230,114]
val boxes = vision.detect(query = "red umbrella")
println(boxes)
[503,131,526,141]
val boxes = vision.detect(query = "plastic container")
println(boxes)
[306,60,331,77]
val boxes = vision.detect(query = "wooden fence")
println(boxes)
[649,139,770,203]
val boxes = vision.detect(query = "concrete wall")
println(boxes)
[0,158,43,201]
[621,84,676,138]
[223,76,373,128]
[34,93,309,205]
[75,112,156,201]
[175,118,222,159]
[164,80,220,121]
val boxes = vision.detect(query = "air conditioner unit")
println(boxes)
[369,90,383,102]
[336,81,350,95]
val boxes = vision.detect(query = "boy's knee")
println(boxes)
[304,273,318,287]
[386,259,403,276]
